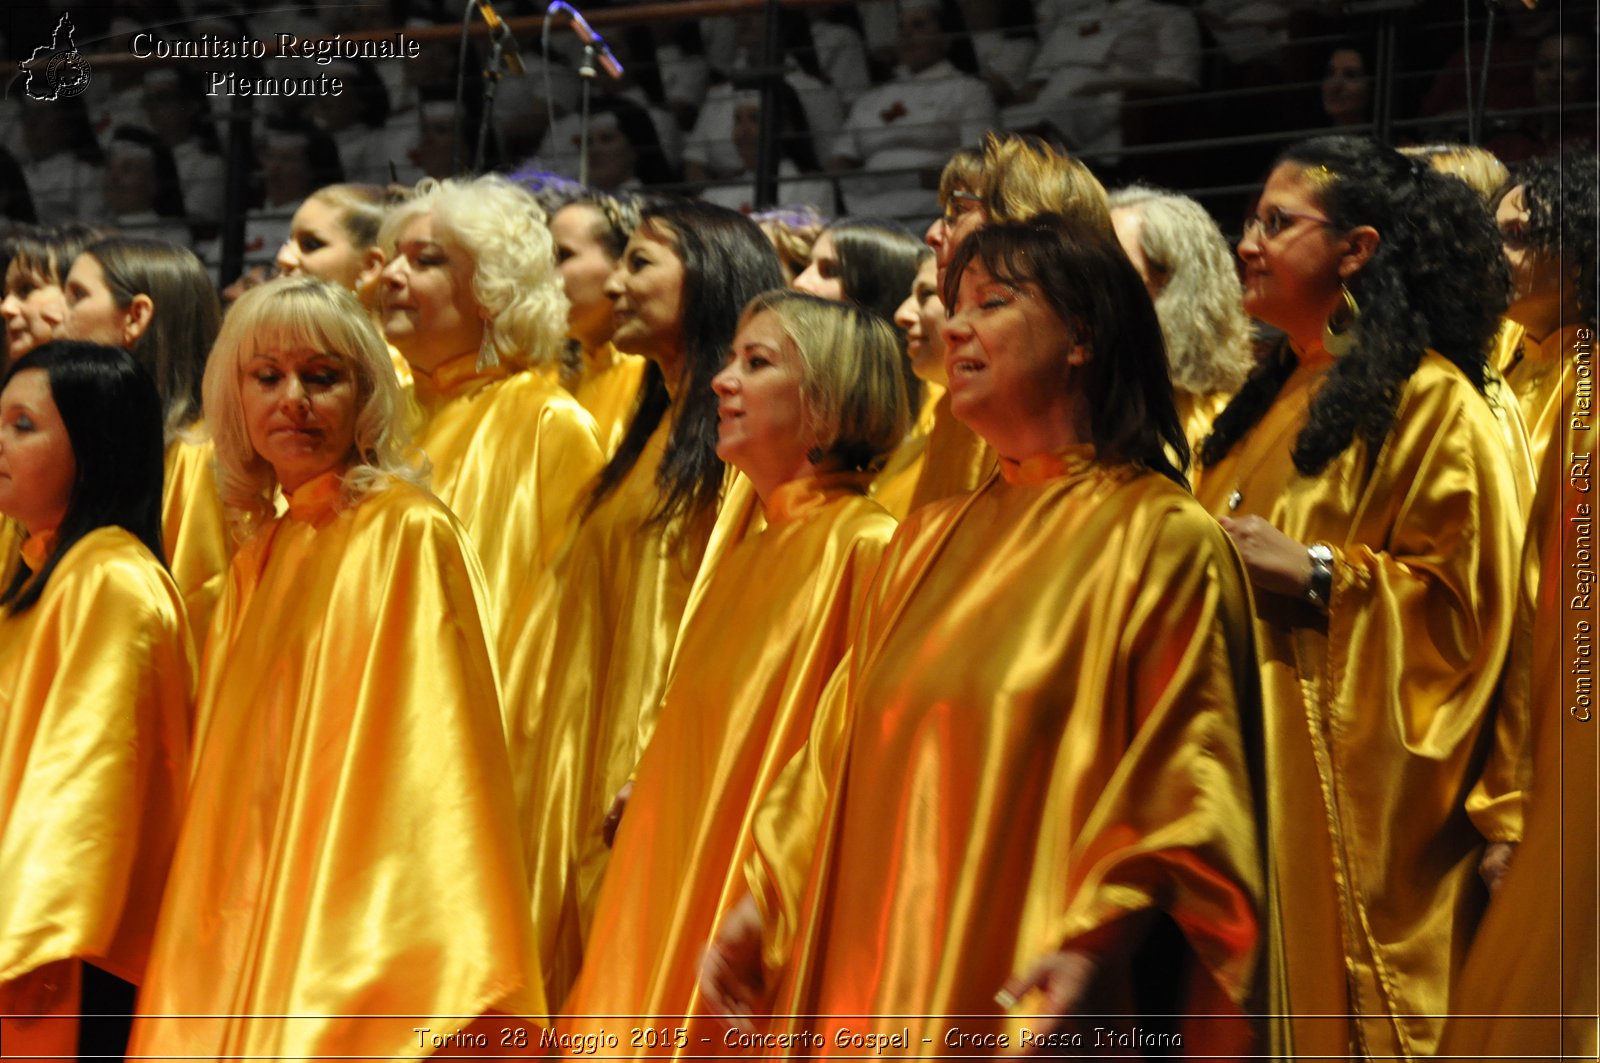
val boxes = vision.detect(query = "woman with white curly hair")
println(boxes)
[380,174,605,631]
[1109,185,1254,460]
[130,276,543,1059]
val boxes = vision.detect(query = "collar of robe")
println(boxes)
[20,528,58,572]
[766,470,874,525]
[286,469,347,524]
[411,349,510,405]
[998,442,1098,486]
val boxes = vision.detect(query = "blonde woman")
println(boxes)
[1109,185,1254,457]
[379,175,605,631]
[562,291,906,1045]
[130,276,541,1059]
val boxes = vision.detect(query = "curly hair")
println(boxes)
[1399,144,1509,210]
[203,276,425,540]
[1201,135,1510,476]
[1516,151,1599,327]
[379,175,569,371]
[751,205,827,284]
[588,202,785,530]
[1108,185,1253,396]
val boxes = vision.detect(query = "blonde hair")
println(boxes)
[308,182,390,247]
[1108,186,1253,396]
[751,205,827,283]
[379,174,568,370]
[1399,144,1510,209]
[740,289,908,472]
[204,275,425,539]
[944,133,1113,236]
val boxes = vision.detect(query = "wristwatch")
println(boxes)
[1305,543,1334,610]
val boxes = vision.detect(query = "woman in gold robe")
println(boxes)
[499,202,785,1008]
[1434,150,1598,1062]
[379,175,605,634]
[550,193,647,456]
[872,251,944,518]
[562,291,908,1043]
[59,236,229,638]
[913,134,1114,511]
[0,342,193,1061]
[1108,186,1254,462]
[130,276,541,1060]
[1196,135,1525,1058]
[703,215,1266,1056]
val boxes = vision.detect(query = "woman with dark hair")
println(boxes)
[0,341,192,1063]
[1496,151,1599,490]
[2,224,103,364]
[793,217,930,511]
[1319,40,1374,128]
[130,276,541,1058]
[550,192,647,456]
[702,214,1263,1053]
[499,200,784,1007]
[1196,135,1525,1058]
[563,289,907,1043]
[61,236,230,638]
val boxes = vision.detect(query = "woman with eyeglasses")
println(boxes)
[1197,135,1526,1058]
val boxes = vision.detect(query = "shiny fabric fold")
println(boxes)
[0,529,193,1054]
[500,415,716,1009]
[1196,352,1526,1058]
[871,384,942,520]
[163,435,231,641]
[561,473,895,1045]
[410,353,606,637]
[130,474,540,1061]
[751,448,1265,1055]
[571,342,647,459]
[906,389,998,512]
[1436,333,1598,1059]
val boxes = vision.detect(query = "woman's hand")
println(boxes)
[1218,515,1316,599]
[699,894,766,1034]
[996,949,1102,1048]
[1479,841,1516,898]
[602,780,633,849]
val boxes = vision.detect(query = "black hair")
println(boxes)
[1515,151,1599,326]
[587,201,785,530]
[827,218,928,417]
[591,96,679,186]
[1202,135,1509,475]
[943,213,1189,487]
[0,148,37,223]
[1,342,166,614]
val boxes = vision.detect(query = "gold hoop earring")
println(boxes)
[1323,284,1360,358]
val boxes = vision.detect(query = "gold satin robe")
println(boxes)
[906,390,998,512]
[871,385,943,520]
[561,474,895,1042]
[1196,352,1526,1058]
[1175,387,1232,460]
[572,342,647,458]
[500,414,716,1009]
[130,473,541,1061]
[410,352,606,635]
[1504,324,1590,494]
[163,434,230,640]
[752,449,1265,1055]
[1435,331,1598,1059]
[0,529,193,1058]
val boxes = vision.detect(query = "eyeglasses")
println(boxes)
[1241,206,1335,241]
[942,190,982,229]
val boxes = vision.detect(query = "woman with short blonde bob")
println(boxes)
[131,276,543,1061]
[379,174,605,632]
[563,289,906,1046]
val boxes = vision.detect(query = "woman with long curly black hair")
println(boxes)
[1196,135,1526,1059]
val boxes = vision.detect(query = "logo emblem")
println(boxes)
[21,14,92,101]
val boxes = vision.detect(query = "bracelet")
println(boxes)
[1305,542,1334,610]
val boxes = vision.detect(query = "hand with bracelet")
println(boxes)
[1217,514,1333,610]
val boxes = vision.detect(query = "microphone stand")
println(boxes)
[578,41,598,185]
[478,30,511,172]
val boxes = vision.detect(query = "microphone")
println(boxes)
[546,1,625,80]
[476,0,525,76]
